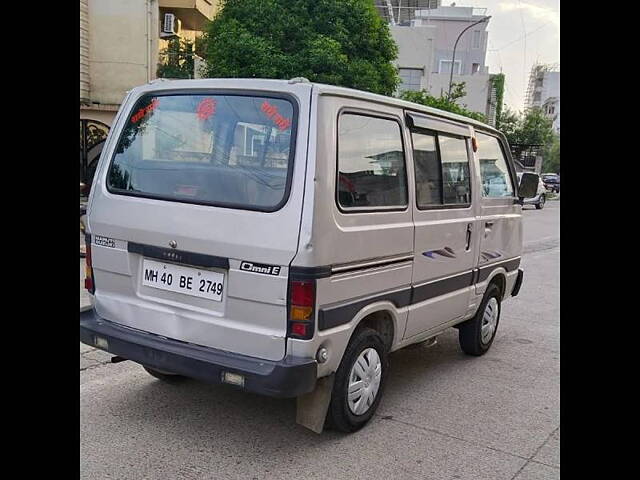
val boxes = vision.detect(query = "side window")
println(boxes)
[411,130,471,208]
[476,133,515,198]
[337,114,407,209]
[439,135,471,204]
[412,131,441,206]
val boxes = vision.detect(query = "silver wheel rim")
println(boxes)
[481,297,499,344]
[347,347,382,415]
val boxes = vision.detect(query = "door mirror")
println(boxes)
[517,172,539,199]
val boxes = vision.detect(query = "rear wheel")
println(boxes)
[535,194,545,209]
[143,365,186,383]
[458,283,501,356]
[326,328,388,433]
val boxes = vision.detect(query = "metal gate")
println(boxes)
[80,119,110,196]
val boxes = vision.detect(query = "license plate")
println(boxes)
[142,259,224,302]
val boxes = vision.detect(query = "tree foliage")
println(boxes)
[498,107,554,146]
[157,38,195,79]
[496,107,520,142]
[543,134,560,173]
[490,73,505,129]
[399,82,486,122]
[498,107,558,172]
[200,0,400,95]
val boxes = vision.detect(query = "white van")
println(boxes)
[80,78,539,433]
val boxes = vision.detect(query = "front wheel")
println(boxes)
[326,328,388,433]
[535,194,545,209]
[458,284,501,356]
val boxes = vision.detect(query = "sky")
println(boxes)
[477,0,560,112]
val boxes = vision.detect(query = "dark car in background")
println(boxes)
[541,173,560,192]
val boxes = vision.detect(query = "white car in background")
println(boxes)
[517,172,547,209]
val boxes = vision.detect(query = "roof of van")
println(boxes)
[138,78,500,135]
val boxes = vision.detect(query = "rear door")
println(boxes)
[403,113,477,339]
[86,81,312,361]
[473,131,522,295]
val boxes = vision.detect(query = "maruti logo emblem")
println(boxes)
[163,251,181,261]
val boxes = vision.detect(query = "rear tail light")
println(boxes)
[287,279,315,340]
[84,235,95,294]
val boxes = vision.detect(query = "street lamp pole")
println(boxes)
[447,16,491,99]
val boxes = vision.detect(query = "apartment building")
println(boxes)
[526,64,560,134]
[80,0,220,189]
[543,96,559,135]
[379,1,500,124]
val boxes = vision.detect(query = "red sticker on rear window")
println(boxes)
[175,185,199,196]
[261,101,291,131]
[196,98,217,121]
[131,98,159,123]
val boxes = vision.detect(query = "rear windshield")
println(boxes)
[107,93,297,211]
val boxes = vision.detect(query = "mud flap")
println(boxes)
[295,374,335,434]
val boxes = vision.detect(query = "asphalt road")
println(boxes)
[80,201,559,480]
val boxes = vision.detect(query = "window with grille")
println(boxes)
[398,68,423,92]
[473,31,481,49]
[439,60,461,75]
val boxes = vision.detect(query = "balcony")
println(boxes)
[159,0,219,31]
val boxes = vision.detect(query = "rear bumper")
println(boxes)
[80,308,317,398]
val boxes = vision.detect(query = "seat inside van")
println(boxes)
[125,160,287,207]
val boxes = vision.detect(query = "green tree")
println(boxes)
[399,82,486,122]
[517,107,554,146]
[200,0,399,95]
[496,107,520,143]
[498,107,554,145]
[157,38,195,79]
[543,134,560,173]
[490,74,505,129]
[498,107,557,171]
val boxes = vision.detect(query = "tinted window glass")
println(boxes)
[411,131,441,206]
[476,133,514,198]
[411,130,471,208]
[438,135,471,204]
[107,94,295,211]
[338,114,407,209]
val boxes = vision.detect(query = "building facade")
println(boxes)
[525,64,560,134]
[80,0,220,190]
[382,2,497,123]
[542,97,559,135]
[376,0,441,25]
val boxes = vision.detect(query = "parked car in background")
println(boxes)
[541,173,560,192]
[517,173,547,209]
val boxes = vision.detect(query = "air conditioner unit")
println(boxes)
[161,13,181,38]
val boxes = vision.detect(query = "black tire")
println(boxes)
[458,283,501,356]
[143,365,186,383]
[326,327,389,433]
[535,194,545,209]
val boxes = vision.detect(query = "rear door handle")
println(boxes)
[465,223,473,251]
